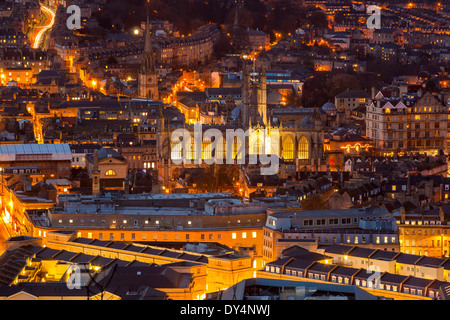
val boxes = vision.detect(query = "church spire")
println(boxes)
[143,1,155,73]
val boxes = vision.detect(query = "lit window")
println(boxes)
[105,169,116,176]
[232,233,237,239]
[242,232,247,239]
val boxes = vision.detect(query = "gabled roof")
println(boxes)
[323,244,354,255]
[284,258,315,271]
[348,247,376,259]
[329,265,360,277]
[402,276,433,289]
[395,253,422,265]
[379,273,409,285]
[369,250,400,261]
[307,262,336,274]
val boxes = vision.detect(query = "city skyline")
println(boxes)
[0,0,450,308]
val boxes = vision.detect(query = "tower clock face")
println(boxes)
[148,78,153,83]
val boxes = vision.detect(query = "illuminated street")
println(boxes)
[0,216,11,255]
[31,4,56,49]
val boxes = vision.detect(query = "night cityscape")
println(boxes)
[0,0,450,308]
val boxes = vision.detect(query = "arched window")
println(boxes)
[105,169,116,176]
[202,138,212,161]
[253,137,264,155]
[250,131,264,155]
[231,136,243,160]
[298,136,309,160]
[188,136,196,160]
[171,138,182,161]
[282,136,294,160]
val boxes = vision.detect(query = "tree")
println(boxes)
[106,56,118,66]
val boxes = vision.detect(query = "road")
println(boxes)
[0,215,11,256]
[31,4,56,49]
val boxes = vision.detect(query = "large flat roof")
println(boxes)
[0,144,72,161]
[267,207,389,218]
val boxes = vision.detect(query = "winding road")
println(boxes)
[31,4,56,49]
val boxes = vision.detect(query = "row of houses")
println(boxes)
[263,245,450,300]
[322,244,450,281]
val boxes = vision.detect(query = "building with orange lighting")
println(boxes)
[324,128,374,171]
[365,90,450,157]
[396,205,450,258]
[262,206,399,266]
[11,192,269,271]
[258,244,450,300]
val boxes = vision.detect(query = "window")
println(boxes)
[105,169,116,176]
[298,136,309,160]
[232,233,237,239]
[282,136,294,160]
[316,219,326,225]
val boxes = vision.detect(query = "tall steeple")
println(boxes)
[258,66,267,126]
[138,0,158,100]
[91,149,101,197]
[233,8,239,34]
[142,1,155,73]
[241,62,250,128]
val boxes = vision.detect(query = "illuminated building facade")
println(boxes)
[365,90,450,156]
[262,207,400,265]
[0,144,72,179]
[14,193,268,270]
[259,244,450,300]
[397,205,450,258]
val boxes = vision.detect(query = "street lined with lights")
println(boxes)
[31,4,56,49]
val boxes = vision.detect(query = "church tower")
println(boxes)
[257,66,267,126]
[91,149,101,197]
[241,63,250,129]
[138,2,159,100]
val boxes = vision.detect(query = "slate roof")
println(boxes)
[380,273,409,285]
[348,247,376,258]
[329,265,360,277]
[323,244,355,255]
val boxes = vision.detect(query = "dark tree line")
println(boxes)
[93,0,328,37]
